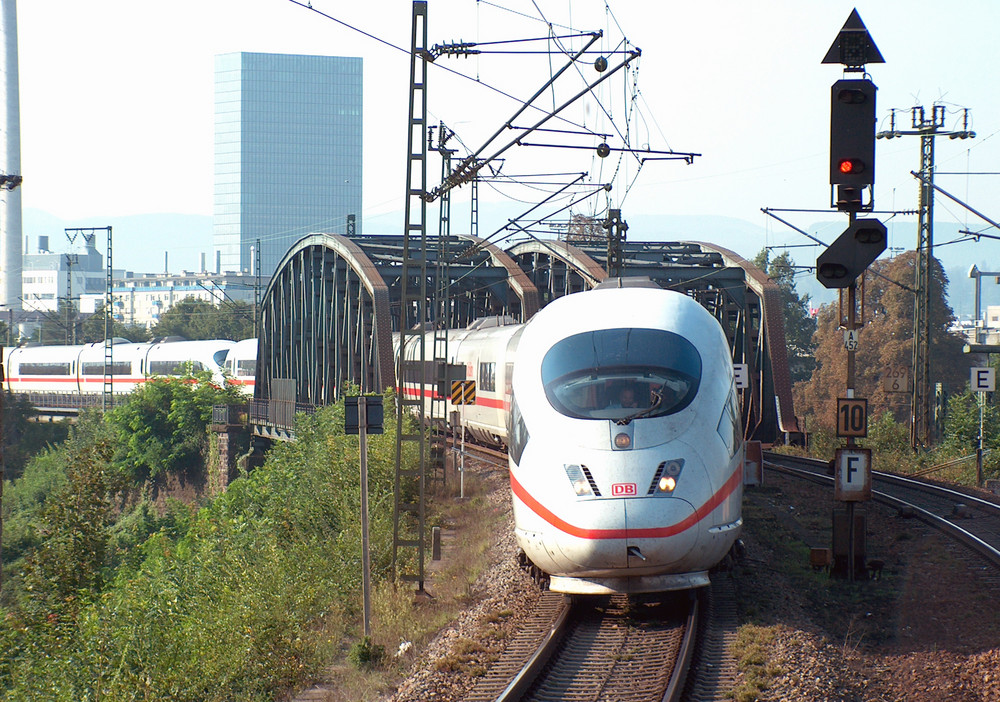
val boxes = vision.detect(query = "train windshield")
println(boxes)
[540,328,702,420]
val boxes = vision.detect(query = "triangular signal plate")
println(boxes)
[822,9,885,67]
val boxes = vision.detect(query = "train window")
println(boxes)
[716,386,742,457]
[81,362,132,375]
[478,362,496,392]
[507,393,529,465]
[213,350,229,366]
[149,360,207,376]
[237,359,256,377]
[540,328,701,421]
[17,362,71,376]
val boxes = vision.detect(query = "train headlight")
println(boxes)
[564,464,595,497]
[614,433,631,449]
[649,459,685,495]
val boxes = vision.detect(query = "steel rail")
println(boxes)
[494,596,575,702]
[661,597,700,702]
[763,453,1000,568]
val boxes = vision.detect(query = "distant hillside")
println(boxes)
[24,206,998,320]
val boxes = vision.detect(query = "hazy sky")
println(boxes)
[14,0,1000,266]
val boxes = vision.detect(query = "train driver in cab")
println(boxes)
[610,384,640,409]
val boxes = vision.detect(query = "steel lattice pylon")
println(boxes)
[393,0,431,591]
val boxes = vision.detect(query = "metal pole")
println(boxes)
[359,396,373,638]
[460,402,466,500]
[104,227,113,411]
[1,346,4,593]
[978,391,985,487]
[846,277,857,582]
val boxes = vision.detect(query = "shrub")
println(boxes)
[348,636,385,670]
[107,373,244,481]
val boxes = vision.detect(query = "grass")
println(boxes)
[318,465,511,699]
[433,637,489,675]
[728,481,910,699]
[728,624,785,702]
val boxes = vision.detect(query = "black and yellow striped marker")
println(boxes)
[451,380,476,405]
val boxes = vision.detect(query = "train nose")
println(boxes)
[624,497,699,567]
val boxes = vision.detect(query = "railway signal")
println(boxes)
[821,9,884,580]
[833,448,872,502]
[451,380,476,405]
[836,398,868,438]
[344,394,383,638]
[816,218,887,288]
[830,79,877,189]
[971,367,995,486]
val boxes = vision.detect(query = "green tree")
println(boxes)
[943,388,1000,454]
[2,392,70,482]
[107,372,244,480]
[753,249,817,383]
[19,414,127,612]
[150,297,254,340]
[26,301,80,345]
[796,251,970,433]
[78,304,150,343]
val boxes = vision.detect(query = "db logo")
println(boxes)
[611,483,637,496]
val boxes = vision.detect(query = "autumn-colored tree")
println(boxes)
[795,251,970,432]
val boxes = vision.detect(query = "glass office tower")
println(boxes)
[214,52,362,278]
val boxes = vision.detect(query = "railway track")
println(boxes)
[461,442,509,465]
[453,440,738,701]
[464,592,698,702]
[763,451,1000,571]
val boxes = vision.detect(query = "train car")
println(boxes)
[397,278,744,595]
[396,316,521,446]
[2,338,235,395]
[224,338,258,395]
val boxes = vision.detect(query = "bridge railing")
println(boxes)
[18,392,127,414]
[211,403,250,427]
[248,399,316,433]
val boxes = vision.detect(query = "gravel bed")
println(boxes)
[385,463,540,702]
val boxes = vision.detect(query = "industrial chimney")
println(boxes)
[0,0,23,311]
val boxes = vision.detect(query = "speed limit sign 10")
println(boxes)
[836,398,868,438]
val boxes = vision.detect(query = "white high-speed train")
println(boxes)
[1,338,256,395]
[399,278,745,595]
[224,338,258,394]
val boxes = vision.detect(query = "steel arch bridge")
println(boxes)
[254,234,799,442]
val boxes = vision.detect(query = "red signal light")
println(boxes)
[838,158,864,175]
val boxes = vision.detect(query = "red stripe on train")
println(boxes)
[510,464,742,540]
[398,385,503,408]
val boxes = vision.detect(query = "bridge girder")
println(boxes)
[258,234,394,405]
[256,234,797,443]
[257,234,541,407]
